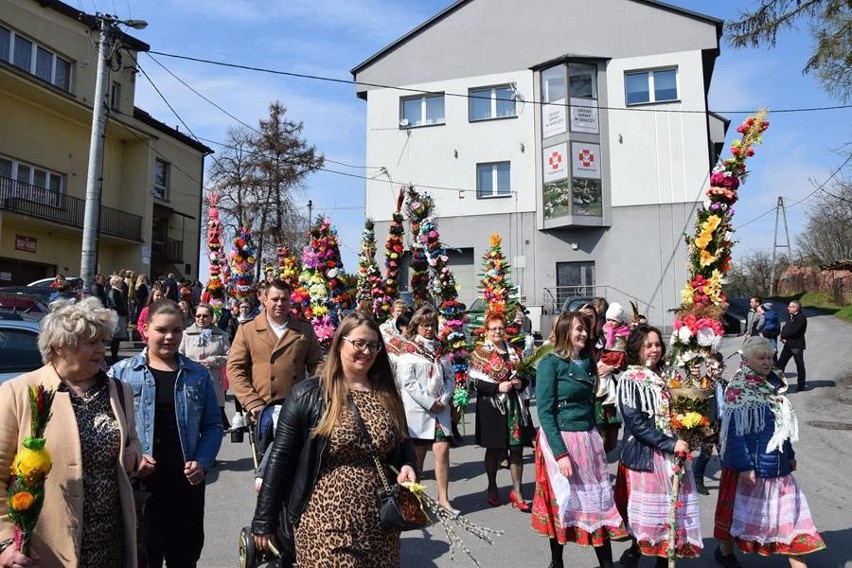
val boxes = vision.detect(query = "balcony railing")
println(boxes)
[0,176,142,241]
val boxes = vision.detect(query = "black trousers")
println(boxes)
[142,472,206,568]
[777,345,806,387]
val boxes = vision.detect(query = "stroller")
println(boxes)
[232,400,296,568]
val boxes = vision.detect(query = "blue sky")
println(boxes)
[108,0,850,276]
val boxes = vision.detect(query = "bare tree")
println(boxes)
[206,103,324,277]
[796,178,852,264]
[727,250,790,297]
[726,0,852,101]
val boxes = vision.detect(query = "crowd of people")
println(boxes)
[0,282,827,568]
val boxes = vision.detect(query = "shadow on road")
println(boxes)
[401,529,450,566]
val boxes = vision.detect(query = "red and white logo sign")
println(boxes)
[543,143,568,183]
[577,148,594,168]
[548,151,563,171]
[571,142,601,179]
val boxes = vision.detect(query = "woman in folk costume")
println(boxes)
[713,336,825,568]
[615,325,702,568]
[394,305,457,513]
[469,312,533,511]
[532,312,628,568]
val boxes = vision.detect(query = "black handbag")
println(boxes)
[349,400,431,531]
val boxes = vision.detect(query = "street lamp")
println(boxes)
[79,13,148,296]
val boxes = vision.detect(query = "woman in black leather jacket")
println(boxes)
[252,313,417,568]
[613,325,700,568]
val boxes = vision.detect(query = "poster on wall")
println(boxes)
[569,97,599,134]
[543,143,569,184]
[15,235,37,253]
[542,98,566,138]
[571,142,601,179]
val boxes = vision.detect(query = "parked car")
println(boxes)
[0,289,50,317]
[560,296,595,313]
[27,276,82,288]
[0,317,42,384]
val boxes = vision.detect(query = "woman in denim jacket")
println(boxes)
[714,337,825,568]
[111,299,223,567]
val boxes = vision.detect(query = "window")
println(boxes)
[0,155,64,205]
[0,328,42,375]
[0,26,10,62]
[469,85,516,121]
[555,261,595,307]
[476,162,511,198]
[153,159,169,200]
[399,94,445,127]
[13,35,31,71]
[568,63,597,99]
[110,81,122,111]
[1,26,73,92]
[625,68,678,105]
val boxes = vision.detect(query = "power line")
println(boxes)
[148,49,852,116]
[734,153,852,230]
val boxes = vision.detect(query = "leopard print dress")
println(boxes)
[61,376,125,567]
[295,390,401,567]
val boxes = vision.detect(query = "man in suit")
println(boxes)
[227,280,323,421]
[776,299,808,392]
[745,295,762,338]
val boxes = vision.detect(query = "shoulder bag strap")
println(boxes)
[348,398,393,492]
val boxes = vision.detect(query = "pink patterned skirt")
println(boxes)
[614,449,702,558]
[532,429,628,546]
[714,468,826,556]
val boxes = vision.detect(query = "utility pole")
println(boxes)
[769,196,791,296]
[306,199,313,244]
[79,14,147,296]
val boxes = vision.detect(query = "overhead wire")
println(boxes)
[147,49,852,116]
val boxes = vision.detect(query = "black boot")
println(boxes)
[693,452,710,495]
[619,544,641,568]
[548,538,564,568]
[593,541,614,568]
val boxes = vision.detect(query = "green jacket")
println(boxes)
[535,353,596,458]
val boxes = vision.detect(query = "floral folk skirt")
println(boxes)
[714,468,826,556]
[531,429,628,546]
[614,450,703,558]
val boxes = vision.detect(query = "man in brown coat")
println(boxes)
[227,280,323,420]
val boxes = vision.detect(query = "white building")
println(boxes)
[352,0,728,331]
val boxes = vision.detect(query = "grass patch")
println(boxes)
[795,292,852,324]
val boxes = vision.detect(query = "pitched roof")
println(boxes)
[351,0,722,76]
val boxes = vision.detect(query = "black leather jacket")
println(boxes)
[618,396,677,472]
[252,378,416,535]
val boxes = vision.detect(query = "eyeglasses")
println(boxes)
[417,322,437,329]
[343,337,383,354]
[487,327,505,333]
[195,314,212,319]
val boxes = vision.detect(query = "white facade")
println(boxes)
[354,0,727,331]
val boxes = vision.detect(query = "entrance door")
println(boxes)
[555,261,595,308]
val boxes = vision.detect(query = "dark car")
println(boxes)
[560,297,595,313]
[0,318,42,384]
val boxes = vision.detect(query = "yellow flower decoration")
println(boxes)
[681,411,704,429]
[13,447,52,485]
[489,234,501,248]
[681,285,695,306]
[700,249,718,267]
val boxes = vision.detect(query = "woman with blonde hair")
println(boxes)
[0,298,141,567]
[252,313,417,567]
[532,312,627,568]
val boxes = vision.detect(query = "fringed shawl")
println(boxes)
[616,365,672,436]
[720,366,798,455]
[468,340,521,416]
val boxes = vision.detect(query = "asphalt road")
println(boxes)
[195,311,852,568]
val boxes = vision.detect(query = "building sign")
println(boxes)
[569,97,599,134]
[15,235,37,253]
[543,143,569,183]
[571,142,601,179]
[542,98,566,138]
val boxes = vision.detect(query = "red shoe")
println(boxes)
[508,490,531,512]
[486,492,501,507]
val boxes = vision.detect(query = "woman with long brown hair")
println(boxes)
[532,312,627,568]
[252,313,417,567]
